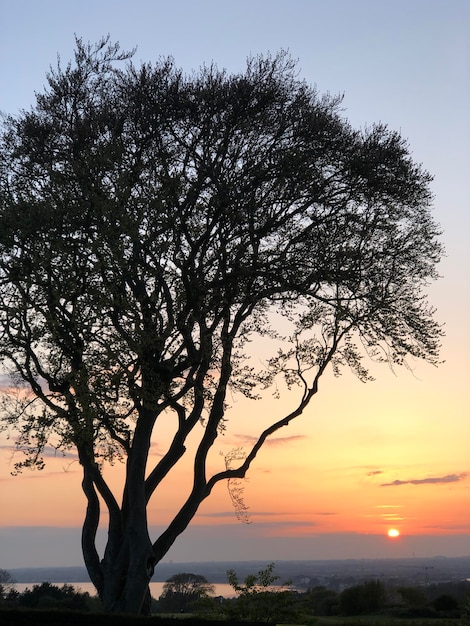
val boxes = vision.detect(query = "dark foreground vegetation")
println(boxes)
[0,610,273,626]
[1,607,469,626]
[1,564,470,624]
[0,609,274,626]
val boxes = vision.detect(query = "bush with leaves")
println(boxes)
[0,569,16,603]
[217,563,306,623]
[304,585,339,616]
[396,585,428,608]
[17,582,93,611]
[433,593,460,613]
[340,579,387,615]
[156,572,214,613]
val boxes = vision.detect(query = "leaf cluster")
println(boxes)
[157,572,215,613]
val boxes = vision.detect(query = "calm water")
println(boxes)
[14,582,236,598]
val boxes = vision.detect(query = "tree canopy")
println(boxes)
[0,37,442,614]
[158,573,214,613]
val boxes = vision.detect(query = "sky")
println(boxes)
[0,0,469,569]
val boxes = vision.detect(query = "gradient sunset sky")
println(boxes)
[0,0,469,569]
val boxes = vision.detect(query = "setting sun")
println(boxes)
[387,528,400,538]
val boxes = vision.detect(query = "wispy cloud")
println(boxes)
[423,522,470,531]
[314,511,338,516]
[0,442,17,453]
[197,511,242,519]
[233,434,307,447]
[381,473,468,487]
[0,374,12,388]
[198,510,334,520]
[376,504,403,508]
[0,442,77,461]
[198,510,285,517]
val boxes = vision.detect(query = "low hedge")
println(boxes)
[0,609,275,626]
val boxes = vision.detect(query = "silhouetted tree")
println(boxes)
[396,585,428,608]
[18,582,91,611]
[0,36,442,614]
[157,572,214,613]
[0,569,16,604]
[304,586,339,615]
[340,580,387,615]
[433,593,460,613]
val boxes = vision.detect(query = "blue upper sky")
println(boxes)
[1,0,468,288]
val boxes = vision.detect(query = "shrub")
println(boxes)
[340,579,387,615]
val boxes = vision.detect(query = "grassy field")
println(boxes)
[314,617,470,626]
[2,609,469,626]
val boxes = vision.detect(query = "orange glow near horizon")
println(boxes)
[0,334,469,561]
[1,371,469,540]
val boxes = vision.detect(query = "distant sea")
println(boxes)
[13,582,236,598]
[11,557,470,598]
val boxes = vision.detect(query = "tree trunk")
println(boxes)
[100,535,155,614]
[99,409,157,615]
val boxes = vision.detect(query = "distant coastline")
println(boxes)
[9,556,470,588]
